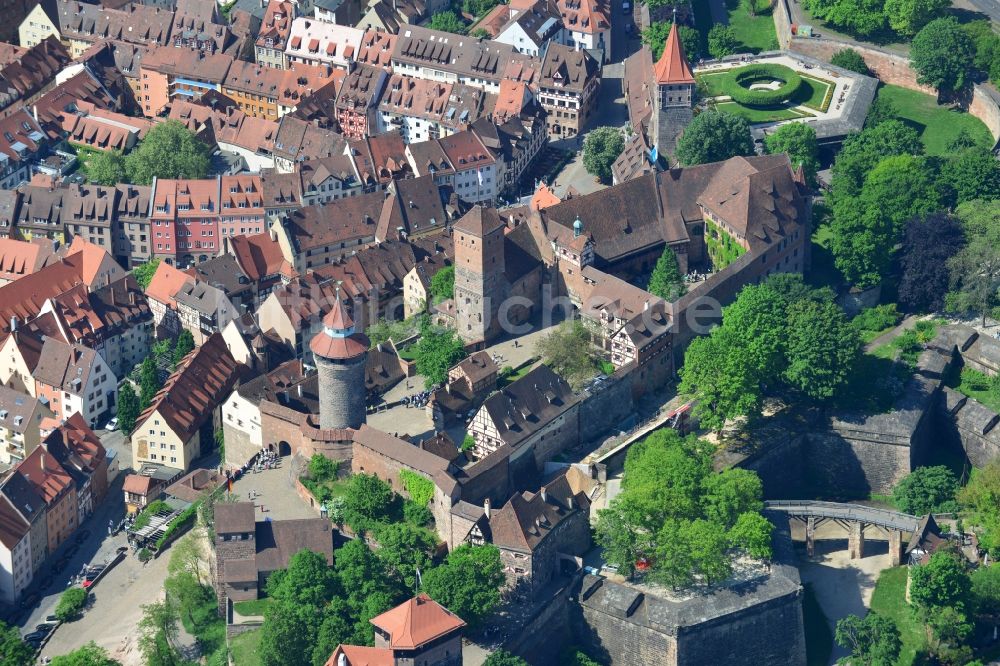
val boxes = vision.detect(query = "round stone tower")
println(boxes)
[309,295,369,430]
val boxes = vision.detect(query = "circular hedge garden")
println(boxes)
[722,64,803,107]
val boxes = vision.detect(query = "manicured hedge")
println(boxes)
[723,64,803,107]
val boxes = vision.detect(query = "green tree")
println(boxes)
[116,383,140,434]
[167,533,206,587]
[641,21,700,59]
[429,265,455,302]
[909,551,972,618]
[259,600,320,666]
[411,323,466,388]
[864,94,898,128]
[884,0,949,36]
[139,355,161,408]
[958,459,1000,556]
[582,126,625,184]
[941,147,1000,207]
[56,587,88,621]
[911,18,976,93]
[675,111,754,166]
[85,150,126,186]
[372,522,435,590]
[927,605,974,664]
[892,466,958,515]
[679,329,763,433]
[834,613,902,666]
[830,47,870,74]
[764,122,819,183]
[421,544,505,627]
[946,200,1000,326]
[50,641,122,666]
[307,453,338,483]
[132,258,161,290]
[702,468,764,528]
[426,10,466,33]
[707,24,739,59]
[267,549,337,608]
[341,473,398,532]
[0,620,34,666]
[971,563,1000,616]
[652,518,731,587]
[831,120,923,198]
[728,512,774,559]
[137,599,183,666]
[559,646,601,666]
[647,247,684,300]
[125,120,211,185]
[782,298,860,400]
[804,0,887,36]
[536,320,602,390]
[173,329,195,367]
[311,601,355,666]
[334,538,402,614]
[483,650,529,666]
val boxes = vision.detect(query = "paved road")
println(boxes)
[964,0,1000,23]
[863,315,918,353]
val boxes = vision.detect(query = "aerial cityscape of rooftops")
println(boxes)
[0,0,998,663]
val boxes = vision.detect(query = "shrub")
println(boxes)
[137,548,152,562]
[55,587,88,621]
[461,434,476,452]
[133,500,171,530]
[399,469,434,507]
[307,454,339,483]
[723,64,804,106]
[404,500,433,527]
[851,304,902,337]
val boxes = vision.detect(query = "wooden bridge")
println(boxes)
[765,500,920,565]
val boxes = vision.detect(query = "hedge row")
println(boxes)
[155,502,198,550]
[722,64,803,107]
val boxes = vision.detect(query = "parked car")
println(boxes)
[622,0,629,12]
[23,631,46,642]
[45,615,58,623]
[104,417,118,431]
[34,624,54,636]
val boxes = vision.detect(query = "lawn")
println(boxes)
[229,628,263,666]
[945,366,1000,414]
[725,0,779,54]
[876,85,994,155]
[807,209,844,290]
[233,597,272,617]
[797,75,834,112]
[802,584,833,666]
[870,566,927,666]
[715,101,811,122]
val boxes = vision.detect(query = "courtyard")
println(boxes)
[695,54,856,126]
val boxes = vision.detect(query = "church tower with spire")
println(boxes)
[651,19,696,158]
[310,295,369,430]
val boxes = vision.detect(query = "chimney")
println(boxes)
[483,497,491,519]
[540,486,547,503]
[297,384,303,398]
[10,316,17,332]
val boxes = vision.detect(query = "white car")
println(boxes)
[104,417,119,431]
[622,1,630,13]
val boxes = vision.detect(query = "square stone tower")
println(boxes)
[454,206,506,344]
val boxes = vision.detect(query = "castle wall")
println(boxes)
[577,368,636,442]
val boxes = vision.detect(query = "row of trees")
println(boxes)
[595,429,773,587]
[802,0,948,38]
[678,275,860,432]
[85,121,211,186]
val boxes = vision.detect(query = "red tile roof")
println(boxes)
[324,645,393,666]
[653,22,695,85]
[145,258,195,308]
[369,594,465,650]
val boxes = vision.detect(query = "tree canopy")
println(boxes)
[582,126,625,183]
[911,17,976,93]
[50,642,122,666]
[0,621,33,666]
[341,473,400,533]
[429,265,455,302]
[647,247,685,301]
[940,147,1000,207]
[85,149,126,186]
[898,213,965,313]
[834,613,901,666]
[483,651,530,666]
[892,465,959,515]
[764,122,819,183]
[124,120,211,185]
[642,21,700,60]
[594,429,772,587]
[959,459,1000,557]
[56,587,89,621]
[116,383,140,435]
[679,276,860,429]
[426,10,467,34]
[173,329,195,367]
[831,48,870,74]
[707,24,740,59]
[537,319,605,390]
[132,259,161,290]
[803,0,947,37]
[675,111,754,166]
[946,200,1000,326]
[411,321,467,387]
[421,544,505,627]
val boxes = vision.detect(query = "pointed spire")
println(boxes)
[654,21,695,85]
[322,287,353,332]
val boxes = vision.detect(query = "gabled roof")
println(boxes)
[489,466,591,552]
[653,21,695,85]
[324,645,393,666]
[453,205,503,237]
[145,258,195,307]
[369,593,465,649]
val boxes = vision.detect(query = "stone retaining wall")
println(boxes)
[772,0,1000,144]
